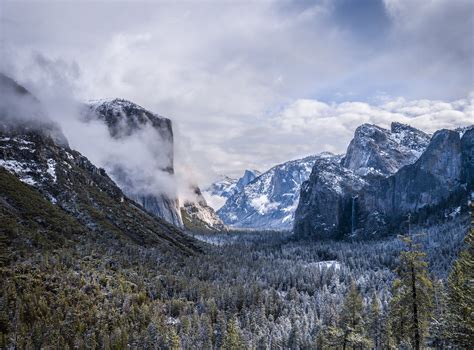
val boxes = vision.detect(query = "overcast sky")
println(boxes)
[1,0,473,183]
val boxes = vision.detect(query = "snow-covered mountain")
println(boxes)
[206,170,260,200]
[217,154,335,230]
[295,122,473,239]
[0,74,199,253]
[204,169,260,210]
[342,122,431,177]
[206,175,238,199]
[86,99,225,232]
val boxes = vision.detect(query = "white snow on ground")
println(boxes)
[447,206,461,219]
[47,159,57,182]
[304,260,341,271]
[0,159,37,185]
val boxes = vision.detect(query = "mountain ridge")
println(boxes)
[0,75,201,254]
[294,124,473,239]
[85,98,183,227]
[217,154,331,230]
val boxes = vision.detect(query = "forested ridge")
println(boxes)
[0,167,472,349]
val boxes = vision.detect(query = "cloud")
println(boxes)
[0,54,181,201]
[71,116,178,199]
[1,0,472,184]
[377,0,474,98]
[271,96,473,157]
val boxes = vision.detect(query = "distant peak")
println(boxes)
[390,121,424,135]
[89,98,146,111]
[318,151,335,158]
[354,123,387,137]
[243,169,260,177]
[237,169,260,188]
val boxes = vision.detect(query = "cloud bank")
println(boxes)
[1,0,472,183]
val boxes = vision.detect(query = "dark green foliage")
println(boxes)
[389,235,433,349]
[0,166,470,348]
[325,281,372,349]
[0,168,84,250]
[443,206,474,347]
[222,318,244,350]
[368,293,383,349]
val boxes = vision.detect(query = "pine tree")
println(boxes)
[444,212,474,348]
[222,317,244,350]
[390,235,433,350]
[368,293,382,349]
[167,327,180,350]
[329,280,371,350]
[287,323,302,349]
[427,279,447,349]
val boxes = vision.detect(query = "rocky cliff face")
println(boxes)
[0,76,199,253]
[218,155,330,230]
[294,123,473,239]
[295,156,367,239]
[342,122,430,177]
[461,127,474,187]
[359,129,467,236]
[86,99,183,228]
[181,186,227,232]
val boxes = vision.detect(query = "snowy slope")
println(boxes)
[207,170,260,199]
[206,175,238,200]
[342,122,431,177]
[204,169,260,210]
[218,154,336,230]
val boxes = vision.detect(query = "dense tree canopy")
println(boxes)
[1,198,470,348]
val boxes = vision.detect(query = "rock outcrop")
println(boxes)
[295,156,366,239]
[342,122,430,177]
[0,75,200,254]
[86,99,183,228]
[294,123,473,239]
[181,186,227,232]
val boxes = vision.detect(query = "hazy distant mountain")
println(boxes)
[217,154,333,230]
[206,170,260,201]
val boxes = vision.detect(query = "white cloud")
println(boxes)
[1,0,472,185]
[272,96,473,157]
[201,193,228,211]
[250,195,280,215]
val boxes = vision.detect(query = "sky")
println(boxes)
[1,0,473,185]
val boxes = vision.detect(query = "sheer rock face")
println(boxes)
[342,122,430,177]
[294,123,473,240]
[294,157,367,239]
[181,186,227,232]
[86,99,183,228]
[0,76,199,253]
[461,128,474,187]
[360,129,466,236]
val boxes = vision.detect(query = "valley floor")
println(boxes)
[1,216,469,349]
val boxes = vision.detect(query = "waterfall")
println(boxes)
[351,196,357,235]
